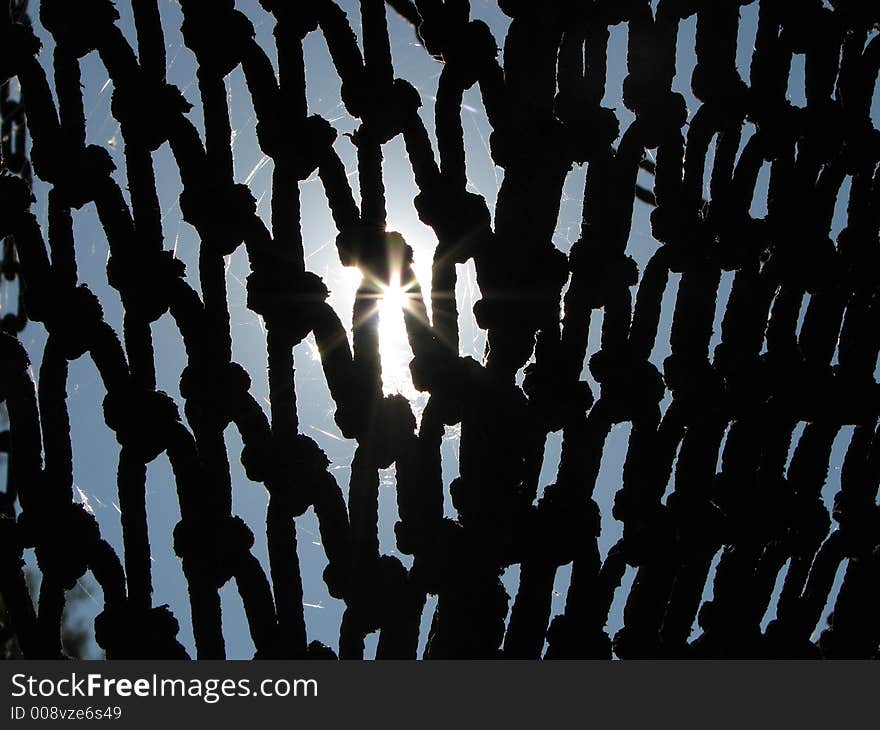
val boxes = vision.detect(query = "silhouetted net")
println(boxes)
[1,0,879,659]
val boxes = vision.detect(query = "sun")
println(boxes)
[333,223,435,408]
[377,270,418,399]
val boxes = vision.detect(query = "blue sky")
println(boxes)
[7,0,878,658]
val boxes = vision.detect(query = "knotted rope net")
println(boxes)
[1,0,879,659]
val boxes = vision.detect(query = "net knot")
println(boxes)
[46,285,104,360]
[179,362,251,432]
[569,238,640,308]
[95,604,189,659]
[19,503,100,590]
[173,515,255,588]
[414,185,490,255]
[473,246,569,332]
[691,65,749,108]
[666,491,725,554]
[259,0,320,36]
[246,269,329,341]
[555,95,620,163]
[181,5,255,77]
[546,614,612,659]
[627,89,689,148]
[29,143,114,203]
[103,387,180,463]
[523,361,594,431]
[344,554,409,634]
[613,495,673,566]
[257,114,337,179]
[269,435,331,516]
[351,79,423,146]
[107,249,186,323]
[534,484,601,566]
[589,347,665,421]
[111,80,193,152]
[179,181,257,255]
[40,0,118,58]
[371,395,417,469]
[662,354,723,413]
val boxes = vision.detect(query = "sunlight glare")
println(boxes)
[377,272,418,400]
